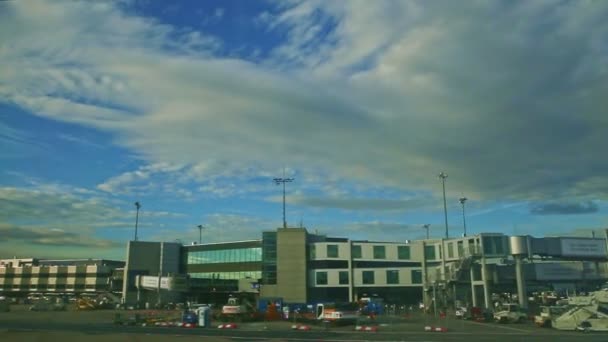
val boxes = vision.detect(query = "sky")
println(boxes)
[1,0,607,260]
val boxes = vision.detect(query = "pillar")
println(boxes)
[481,257,491,309]
[515,255,527,309]
[470,266,477,307]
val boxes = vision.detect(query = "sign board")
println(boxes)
[560,238,606,258]
[138,275,188,291]
[139,276,159,289]
[535,263,583,280]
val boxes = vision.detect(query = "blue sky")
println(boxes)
[1,0,607,260]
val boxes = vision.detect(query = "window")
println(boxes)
[338,271,349,285]
[411,270,423,284]
[351,245,362,258]
[316,271,328,285]
[327,244,339,258]
[386,270,399,284]
[424,245,436,260]
[373,246,386,259]
[398,246,411,260]
[310,244,316,259]
[447,243,454,258]
[362,271,375,284]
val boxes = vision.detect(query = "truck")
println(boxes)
[219,294,258,321]
[316,302,360,324]
[534,306,568,327]
[493,303,527,323]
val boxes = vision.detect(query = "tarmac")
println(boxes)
[1,304,607,341]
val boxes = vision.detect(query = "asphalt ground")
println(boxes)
[1,305,607,341]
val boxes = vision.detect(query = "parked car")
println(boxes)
[455,307,467,319]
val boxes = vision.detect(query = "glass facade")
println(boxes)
[186,248,262,264]
[327,244,339,258]
[351,245,362,258]
[362,270,375,284]
[373,246,386,259]
[483,236,506,255]
[316,271,328,285]
[339,271,349,285]
[190,271,261,280]
[398,246,411,260]
[262,232,277,285]
[386,270,399,284]
[411,270,422,284]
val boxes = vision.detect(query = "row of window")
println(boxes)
[315,270,423,285]
[0,273,109,278]
[188,271,262,280]
[314,245,414,260]
[186,247,262,264]
[0,284,103,290]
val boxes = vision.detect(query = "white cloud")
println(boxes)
[1,0,607,206]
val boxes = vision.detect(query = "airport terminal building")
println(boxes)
[122,228,608,309]
[0,258,124,296]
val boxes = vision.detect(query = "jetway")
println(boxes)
[135,275,189,292]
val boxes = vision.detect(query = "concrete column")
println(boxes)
[421,241,429,308]
[515,256,527,309]
[470,266,477,307]
[481,257,491,309]
[348,240,354,302]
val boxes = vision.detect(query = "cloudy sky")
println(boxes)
[1,0,607,260]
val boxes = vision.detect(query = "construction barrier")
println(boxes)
[424,325,448,332]
[217,323,238,329]
[355,325,378,332]
[291,324,311,331]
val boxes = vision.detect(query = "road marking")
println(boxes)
[462,320,532,333]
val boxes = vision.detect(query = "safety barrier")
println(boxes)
[424,325,448,332]
[355,325,378,332]
[291,324,311,330]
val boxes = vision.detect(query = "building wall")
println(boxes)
[0,263,118,294]
[275,228,308,303]
[121,241,181,305]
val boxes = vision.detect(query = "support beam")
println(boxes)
[470,267,477,307]
[481,257,491,309]
[515,256,527,309]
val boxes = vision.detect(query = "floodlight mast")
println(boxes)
[134,201,141,241]
[197,225,205,244]
[273,174,294,229]
[459,197,468,237]
[438,172,448,239]
[423,224,431,239]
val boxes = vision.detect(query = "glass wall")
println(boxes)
[186,247,262,264]
[262,232,277,285]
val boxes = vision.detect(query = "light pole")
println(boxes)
[459,197,468,237]
[134,201,141,241]
[197,225,205,245]
[423,224,430,239]
[438,172,449,239]
[273,172,294,229]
